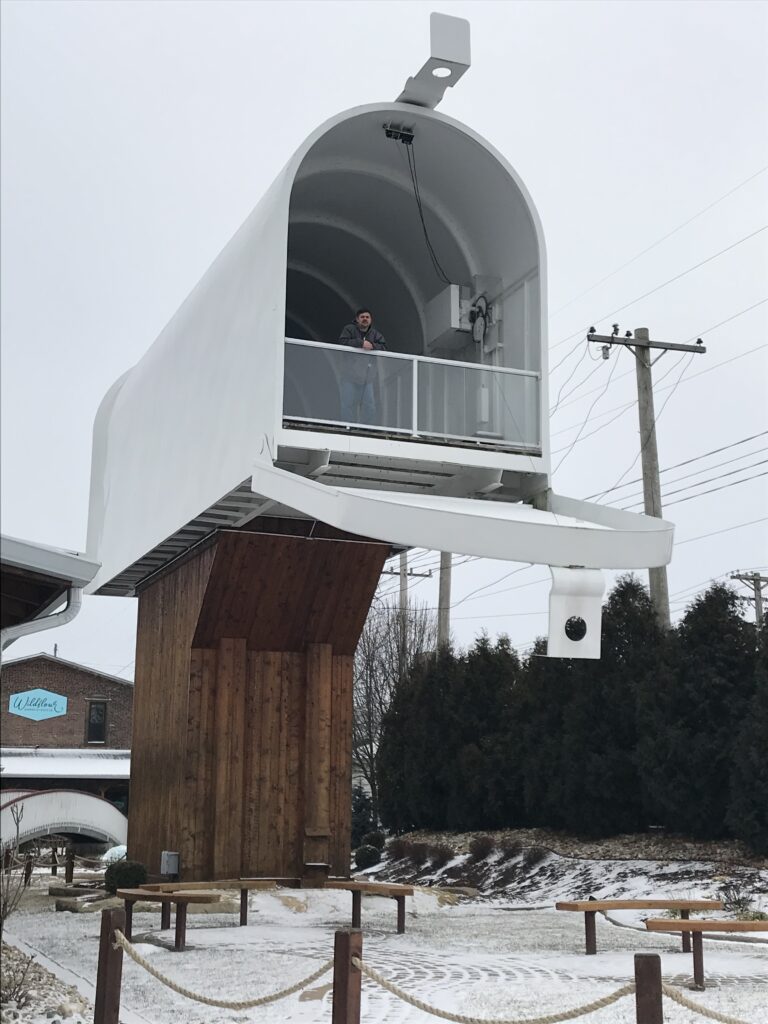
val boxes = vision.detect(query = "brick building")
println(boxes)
[1,653,133,749]
[1,654,132,806]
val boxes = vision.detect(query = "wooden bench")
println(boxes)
[645,918,768,989]
[117,888,222,951]
[324,880,415,934]
[556,899,723,955]
[140,879,280,926]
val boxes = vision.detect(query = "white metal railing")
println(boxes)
[283,338,540,450]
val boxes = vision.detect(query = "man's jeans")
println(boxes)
[341,379,376,425]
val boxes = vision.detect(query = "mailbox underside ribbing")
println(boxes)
[128,524,388,880]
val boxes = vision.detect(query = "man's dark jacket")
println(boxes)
[337,323,387,383]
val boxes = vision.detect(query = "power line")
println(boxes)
[550,350,691,455]
[589,431,768,499]
[549,225,767,355]
[551,165,768,316]
[621,468,768,510]
[592,351,695,502]
[550,352,605,414]
[610,450,768,505]
[552,348,624,473]
[552,298,768,419]
[676,516,768,546]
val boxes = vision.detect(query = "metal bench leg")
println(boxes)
[351,890,362,929]
[124,900,134,941]
[160,902,171,930]
[680,910,690,953]
[585,911,597,955]
[692,931,705,990]
[396,895,406,934]
[240,889,248,926]
[175,902,187,952]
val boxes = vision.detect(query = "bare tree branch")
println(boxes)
[353,598,438,821]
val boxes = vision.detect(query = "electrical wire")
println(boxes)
[552,347,623,473]
[590,351,695,500]
[609,449,768,505]
[551,165,768,316]
[550,351,604,414]
[584,430,768,498]
[621,468,768,511]
[676,516,768,546]
[549,225,768,354]
[553,299,768,419]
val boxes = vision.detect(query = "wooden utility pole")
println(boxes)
[380,553,433,675]
[588,326,707,630]
[438,552,452,647]
[730,571,767,630]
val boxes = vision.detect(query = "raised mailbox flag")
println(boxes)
[9,688,68,721]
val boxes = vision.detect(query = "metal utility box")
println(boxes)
[425,284,471,353]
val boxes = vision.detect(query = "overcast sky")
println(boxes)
[2,0,767,677]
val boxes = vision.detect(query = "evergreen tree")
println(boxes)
[516,576,662,836]
[559,576,662,835]
[351,785,374,848]
[637,584,757,838]
[727,632,768,854]
[376,637,520,831]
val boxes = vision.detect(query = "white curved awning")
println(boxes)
[250,461,673,570]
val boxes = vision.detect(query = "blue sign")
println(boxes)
[8,688,68,721]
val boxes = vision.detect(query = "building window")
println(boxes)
[86,701,107,744]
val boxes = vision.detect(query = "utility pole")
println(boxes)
[438,552,452,648]
[380,552,433,677]
[588,325,707,630]
[730,571,767,630]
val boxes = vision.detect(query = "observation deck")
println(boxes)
[283,338,540,454]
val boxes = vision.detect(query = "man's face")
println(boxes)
[355,311,372,330]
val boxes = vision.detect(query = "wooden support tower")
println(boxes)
[127,521,388,881]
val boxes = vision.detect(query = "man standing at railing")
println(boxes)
[338,308,387,425]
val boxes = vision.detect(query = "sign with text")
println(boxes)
[8,688,68,721]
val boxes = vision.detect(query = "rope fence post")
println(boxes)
[94,907,125,1024]
[332,929,362,1024]
[634,954,662,1024]
[65,848,74,884]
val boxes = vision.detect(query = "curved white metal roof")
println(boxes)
[86,101,551,594]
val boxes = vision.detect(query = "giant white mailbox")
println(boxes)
[87,15,672,657]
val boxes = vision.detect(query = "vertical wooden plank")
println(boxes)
[331,655,354,875]
[285,652,305,877]
[213,636,247,878]
[256,651,278,873]
[242,650,264,875]
[304,643,333,867]
[274,653,290,872]
[131,544,214,875]
[181,647,217,879]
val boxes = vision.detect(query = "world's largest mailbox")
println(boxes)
[86,15,673,880]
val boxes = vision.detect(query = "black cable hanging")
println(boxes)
[405,139,452,285]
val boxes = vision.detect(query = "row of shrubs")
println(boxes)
[106,835,550,882]
[355,834,549,873]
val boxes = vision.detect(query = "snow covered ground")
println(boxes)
[4,860,767,1024]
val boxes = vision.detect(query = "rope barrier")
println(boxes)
[662,983,754,1024]
[112,930,332,1009]
[351,956,636,1024]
